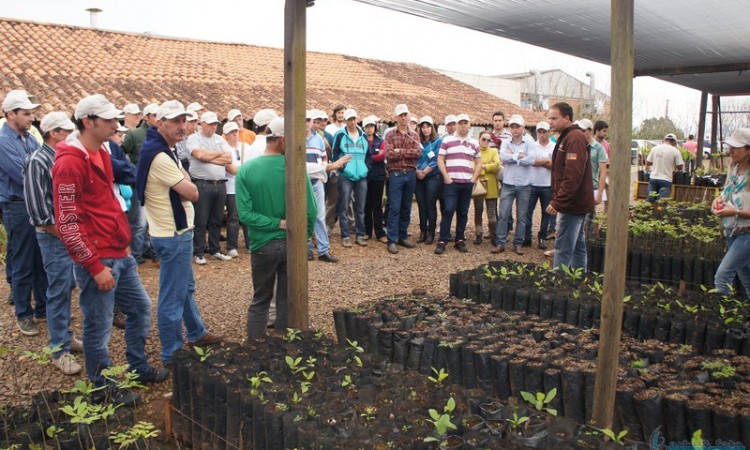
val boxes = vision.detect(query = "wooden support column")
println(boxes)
[696,91,708,180]
[592,0,633,429]
[284,0,309,330]
[709,95,719,170]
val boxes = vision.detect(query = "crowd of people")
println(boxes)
[13,86,747,402]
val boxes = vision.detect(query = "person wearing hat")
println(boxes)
[186,111,235,264]
[53,94,168,400]
[24,111,82,373]
[409,115,419,134]
[524,121,556,250]
[442,115,457,138]
[136,100,224,366]
[122,104,142,130]
[712,128,750,297]
[545,102,594,271]
[435,114,483,254]
[362,115,387,242]
[646,132,684,202]
[492,114,537,256]
[0,89,48,336]
[384,104,422,253]
[227,109,256,146]
[175,111,199,170]
[576,119,609,238]
[235,117,317,339]
[246,108,279,162]
[415,115,442,245]
[332,108,369,247]
[186,102,206,122]
[222,121,248,257]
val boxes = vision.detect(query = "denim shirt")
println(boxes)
[417,137,442,176]
[0,123,39,202]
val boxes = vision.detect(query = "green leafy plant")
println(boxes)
[520,388,558,416]
[427,367,449,386]
[423,397,457,443]
[341,374,356,390]
[345,339,364,367]
[283,328,302,342]
[109,421,160,448]
[691,429,704,450]
[22,344,62,366]
[506,412,529,431]
[193,346,212,362]
[600,427,628,444]
[701,361,735,379]
[360,405,377,423]
[248,371,272,390]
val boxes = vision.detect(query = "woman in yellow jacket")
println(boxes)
[474,130,501,245]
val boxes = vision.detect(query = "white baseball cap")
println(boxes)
[314,109,329,121]
[576,118,594,130]
[74,94,123,120]
[157,100,190,120]
[122,103,141,115]
[664,133,677,141]
[419,116,434,126]
[725,128,750,148]
[227,109,243,121]
[223,121,239,134]
[305,110,315,120]
[186,102,204,112]
[2,90,40,112]
[410,116,419,123]
[456,113,470,123]
[267,117,285,137]
[394,104,410,116]
[142,103,159,116]
[187,111,199,122]
[362,115,379,127]
[254,108,279,127]
[39,112,75,134]
[444,115,457,125]
[536,121,551,131]
[344,108,358,120]
[116,124,129,133]
[508,115,525,127]
[201,111,220,124]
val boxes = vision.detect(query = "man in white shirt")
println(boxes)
[524,121,555,250]
[646,133,683,201]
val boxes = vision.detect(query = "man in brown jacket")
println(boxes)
[545,102,594,271]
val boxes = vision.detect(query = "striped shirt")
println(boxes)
[439,135,480,183]
[23,143,56,226]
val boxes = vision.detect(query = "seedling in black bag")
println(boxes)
[520,388,558,416]
[600,427,628,445]
[109,421,159,448]
[283,328,302,342]
[423,397,457,444]
[507,412,529,431]
[193,346,212,362]
[427,367,449,386]
[345,338,364,367]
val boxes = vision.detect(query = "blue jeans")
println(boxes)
[337,177,367,239]
[193,181,227,256]
[495,184,531,247]
[647,178,672,202]
[151,230,208,364]
[553,212,588,271]
[386,171,416,243]
[127,190,147,260]
[415,174,441,234]
[75,255,152,386]
[525,186,553,242]
[1,202,47,319]
[249,239,287,339]
[714,233,750,297]
[439,182,473,243]
[308,181,329,255]
[37,232,74,357]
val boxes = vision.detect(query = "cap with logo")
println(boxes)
[444,115,457,125]
[142,103,160,116]
[2,90,40,112]
[536,121,550,131]
[254,109,279,127]
[508,115,525,127]
[122,103,141,115]
[419,116,434,126]
[362,115,379,127]
[725,128,750,148]
[201,112,220,124]
[223,122,239,134]
[394,104,410,116]
[576,118,594,130]
[267,117,285,137]
[664,133,677,141]
[456,113,471,123]
[344,108,358,120]
[157,100,190,120]
[74,94,123,120]
[39,112,75,134]
[227,109,242,121]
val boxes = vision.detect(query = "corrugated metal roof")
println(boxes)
[354,0,750,96]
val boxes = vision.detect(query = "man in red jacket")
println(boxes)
[53,94,168,405]
[545,102,594,271]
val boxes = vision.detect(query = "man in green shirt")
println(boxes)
[577,118,608,234]
[236,117,317,339]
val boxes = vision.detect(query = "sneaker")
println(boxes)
[189,331,224,348]
[538,239,548,250]
[363,235,372,241]
[434,242,446,255]
[318,253,339,263]
[454,241,468,253]
[33,315,47,323]
[52,352,81,375]
[70,337,84,353]
[342,238,352,248]
[387,243,399,254]
[228,249,239,258]
[355,237,368,247]
[195,256,207,265]
[212,252,232,261]
[136,367,170,384]
[17,318,39,336]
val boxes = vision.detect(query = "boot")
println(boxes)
[424,231,435,245]
[473,234,483,245]
[417,230,427,244]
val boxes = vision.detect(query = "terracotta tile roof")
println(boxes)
[0,18,546,126]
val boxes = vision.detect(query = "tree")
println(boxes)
[633,116,682,140]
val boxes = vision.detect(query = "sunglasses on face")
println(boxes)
[480,138,492,142]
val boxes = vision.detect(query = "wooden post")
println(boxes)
[592,0,633,429]
[709,95,719,170]
[695,91,708,182]
[284,0,309,330]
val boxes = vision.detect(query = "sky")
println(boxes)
[2,0,744,135]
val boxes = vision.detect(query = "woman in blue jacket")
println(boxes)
[362,115,386,242]
[332,109,369,247]
[415,116,442,244]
